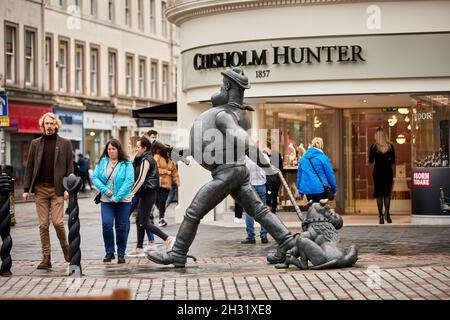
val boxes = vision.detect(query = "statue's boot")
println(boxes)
[254,212,296,264]
[147,215,197,267]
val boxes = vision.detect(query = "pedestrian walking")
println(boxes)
[127,137,174,258]
[92,139,134,264]
[241,155,269,244]
[127,136,156,252]
[22,112,73,270]
[369,127,395,224]
[154,147,180,227]
[77,154,90,192]
[296,137,337,202]
[72,153,80,177]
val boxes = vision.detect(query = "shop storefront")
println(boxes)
[7,102,52,190]
[83,111,112,168]
[410,95,450,222]
[54,108,84,156]
[166,0,450,222]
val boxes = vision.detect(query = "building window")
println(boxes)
[149,0,156,34]
[161,1,167,37]
[108,51,117,96]
[44,36,53,91]
[24,29,36,86]
[125,0,131,27]
[5,24,18,84]
[90,0,97,17]
[108,0,115,22]
[162,64,169,101]
[59,0,66,8]
[58,40,69,92]
[126,55,134,96]
[150,61,158,99]
[90,48,99,96]
[139,59,146,97]
[75,44,84,94]
[138,0,144,31]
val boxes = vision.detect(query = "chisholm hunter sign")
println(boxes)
[193,45,365,70]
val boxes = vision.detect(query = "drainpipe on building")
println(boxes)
[41,0,46,92]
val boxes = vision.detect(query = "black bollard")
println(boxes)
[63,173,82,276]
[0,173,13,276]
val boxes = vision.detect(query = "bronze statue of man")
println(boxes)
[147,67,295,267]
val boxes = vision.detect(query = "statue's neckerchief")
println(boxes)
[228,102,255,111]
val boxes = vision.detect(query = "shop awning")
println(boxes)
[132,102,177,121]
[9,102,52,133]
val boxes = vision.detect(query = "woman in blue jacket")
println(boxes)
[93,139,135,264]
[296,137,337,202]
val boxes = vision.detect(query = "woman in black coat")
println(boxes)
[369,127,396,224]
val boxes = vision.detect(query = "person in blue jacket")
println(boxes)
[93,139,135,264]
[296,137,337,202]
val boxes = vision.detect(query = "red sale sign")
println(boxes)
[413,171,431,187]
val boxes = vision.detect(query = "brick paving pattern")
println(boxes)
[0,255,449,300]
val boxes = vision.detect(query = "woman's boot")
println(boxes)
[378,213,384,224]
[385,212,392,223]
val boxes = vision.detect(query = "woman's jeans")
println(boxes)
[136,189,168,248]
[165,182,178,206]
[127,194,154,242]
[245,184,268,239]
[156,187,170,219]
[101,202,131,257]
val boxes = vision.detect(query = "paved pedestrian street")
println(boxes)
[0,197,449,300]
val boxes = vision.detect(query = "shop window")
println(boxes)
[264,104,339,209]
[410,94,449,215]
[411,95,449,167]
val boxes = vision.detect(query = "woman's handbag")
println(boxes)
[307,158,334,201]
[94,163,117,204]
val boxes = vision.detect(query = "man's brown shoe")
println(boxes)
[37,255,52,269]
[62,245,70,262]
